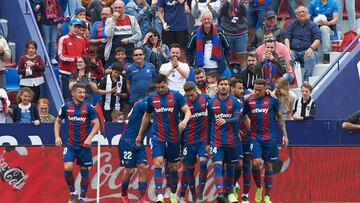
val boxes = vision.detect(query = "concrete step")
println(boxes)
[309,76,319,86]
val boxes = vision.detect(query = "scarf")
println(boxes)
[196,24,222,67]
[104,74,121,111]
[231,0,238,17]
[264,58,279,89]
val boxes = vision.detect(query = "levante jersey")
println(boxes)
[120,97,150,145]
[146,90,186,143]
[243,94,279,141]
[207,94,242,147]
[184,94,210,144]
[58,101,98,147]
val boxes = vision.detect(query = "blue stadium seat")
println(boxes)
[5,67,20,91]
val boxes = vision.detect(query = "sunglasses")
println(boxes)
[134,54,144,57]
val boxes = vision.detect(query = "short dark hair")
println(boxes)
[25,40,37,51]
[115,47,126,54]
[153,74,168,84]
[301,82,313,92]
[183,81,196,92]
[132,47,144,55]
[254,78,267,86]
[217,76,230,85]
[194,68,206,76]
[112,61,123,72]
[247,51,257,59]
[207,70,218,79]
[146,85,157,94]
[230,79,244,88]
[71,83,86,92]
[169,43,181,51]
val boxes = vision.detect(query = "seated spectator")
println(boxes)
[12,87,40,125]
[159,43,190,95]
[256,31,291,64]
[253,38,291,89]
[98,62,128,122]
[0,32,11,89]
[292,82,316,120]
[81,0,103,23]
[125,0,153,36]
[271,0,297,19]
[284,5,321,82]
[308,0,339,64]
[18,40,46,103]
[0,88,10,123]
[194,68,208,94]
[111,109,124,122]
[342,111,360,132]
[191,0,221,27]
[37,98,56,123]
[250,10,285,50]
[88,48,104,83]
[274,77,296,120]
[187,11,231,77]
[336,0,356,34]
[206,70,218,97]
[240,52,260,90]
[105,47,129,75]
[142,28,170,72]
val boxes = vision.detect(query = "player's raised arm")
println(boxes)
[276,111,289,147]
[136,112,151,146]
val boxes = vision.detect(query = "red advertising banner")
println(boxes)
[1,146,360,202]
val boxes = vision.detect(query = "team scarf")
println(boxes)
[231,0,238,17]
[264,53,280,89]
[196,24,222,67]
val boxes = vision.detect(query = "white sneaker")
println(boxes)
[164,187,171,198]
[68,191,78,203]
[51,58,58,65]
[156,194,165,203]
[179,197,185,203]
[78,197,85,203]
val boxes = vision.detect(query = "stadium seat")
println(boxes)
[5,67,20,91]
[6,90,18,104]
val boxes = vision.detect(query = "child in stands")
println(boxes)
[12,87,40,125]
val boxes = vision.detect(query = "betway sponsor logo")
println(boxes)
[68,116,86,122]
[252,108,269,114]
[191,111,207,118]
[214,113,232,119]
[154,107,174,113]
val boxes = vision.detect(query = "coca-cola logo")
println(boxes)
[0,153,28,190]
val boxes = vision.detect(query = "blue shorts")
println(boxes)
[63,145,93,167]
[59,73,70,100]
[118,140,147,168]
[210,144,243,164]
[225,33,248,54]
[251,139,279,163]
[247,3,271,29]
[182,142,208,164]
[242,140,252,159]
[151,140,181,163]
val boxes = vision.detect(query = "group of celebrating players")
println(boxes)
[54,73,289,203]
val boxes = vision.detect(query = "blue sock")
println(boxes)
[179,169,188,197]
[252,167,261,188]
[64,170,75,193]
[154,167,163,196]
[139,181,147,197]
[213,163,224,195]
[243,160,252,195]
[80,169,89,198]
[224,164,235,194]
[265,169,273,196]
[199,161,208,192]
[121,181,129,196]
[169,171,179,194]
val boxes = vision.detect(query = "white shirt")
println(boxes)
[159,61,190,95]
[203,41,218,69]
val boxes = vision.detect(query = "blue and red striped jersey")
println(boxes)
[207,95,242,147]
[146,90,186,143]
[184,94,210,144]
[243,94,279,141]
[58,101,98,147]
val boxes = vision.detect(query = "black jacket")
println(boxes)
[12,103,40,123]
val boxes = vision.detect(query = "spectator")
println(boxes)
[240,52,260,90]
[271,0,297,19]
[111,109,124,122]
[219,0,248,68]
[81,0,103,23]
[292,82,316,120]
[125,0,153,36]
[191,0,221,27]
[159,43,190,95]
[284,5,321,82]
[256,31,291,64]
[0,88,10,123]
[253,38,291,89]
[79,20,91,52]
[89,6,112,65]
[126,47,157,107]
[61,6,89,37]
[18,40,46,103]
[157,0,189,49]
[37,98,56,123]
[187,11,231,77]
[101,0,116,6]
[142,28,170,72]
[12,87,40,125]
[88,48,104,83]
[342,111,360,131]
[336,0,356,34]
[105,47,129,75]
[0,32,11,89]
[105,0,142,66]
[308,0,339,64]
[206,70,218,97]
[58,17,87,101]
[98,62,128,121]
[194,68,208,94]
[274,77,296,120]
[250,10,285,50]
[247,0,272,44]
[35,0,65,65]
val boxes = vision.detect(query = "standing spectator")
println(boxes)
[35,0,65,65]
[336,0,356,34]
[0,88,10,123]
[284,5,321,82]
[194,68,208,94]
[187,11,231,77]
[125,0,153,36]
[126,48,157,108]
[101,0,116,6]
[250,10,285,50]
[105,47,129,74]
[105,0,142,65]
[191,0,221,27]
[58,17,87,101]
[17,40,46,103]
[157,0,189,49]
[0,32,11,89]
[37,98,56,123]
[159,43,190,95]
[308,0,339,64]
[12,87,40,125]
[240,52,260,90]
[219,0,248,69]
[271,0,297,19]
[89,6,112,64]
[292,82,316,120]
[88,48,104,83]
[61,6,89,37]
[342,110,360,131]
[274,77,296,120]
[81,0,103,23]
[142,28,170,72]
[247,0,272,44]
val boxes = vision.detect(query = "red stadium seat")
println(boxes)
[6,90,18,104]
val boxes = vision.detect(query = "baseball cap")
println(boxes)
[265,10,277,19]
[70,18,82,26]
[74,7,87,15]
